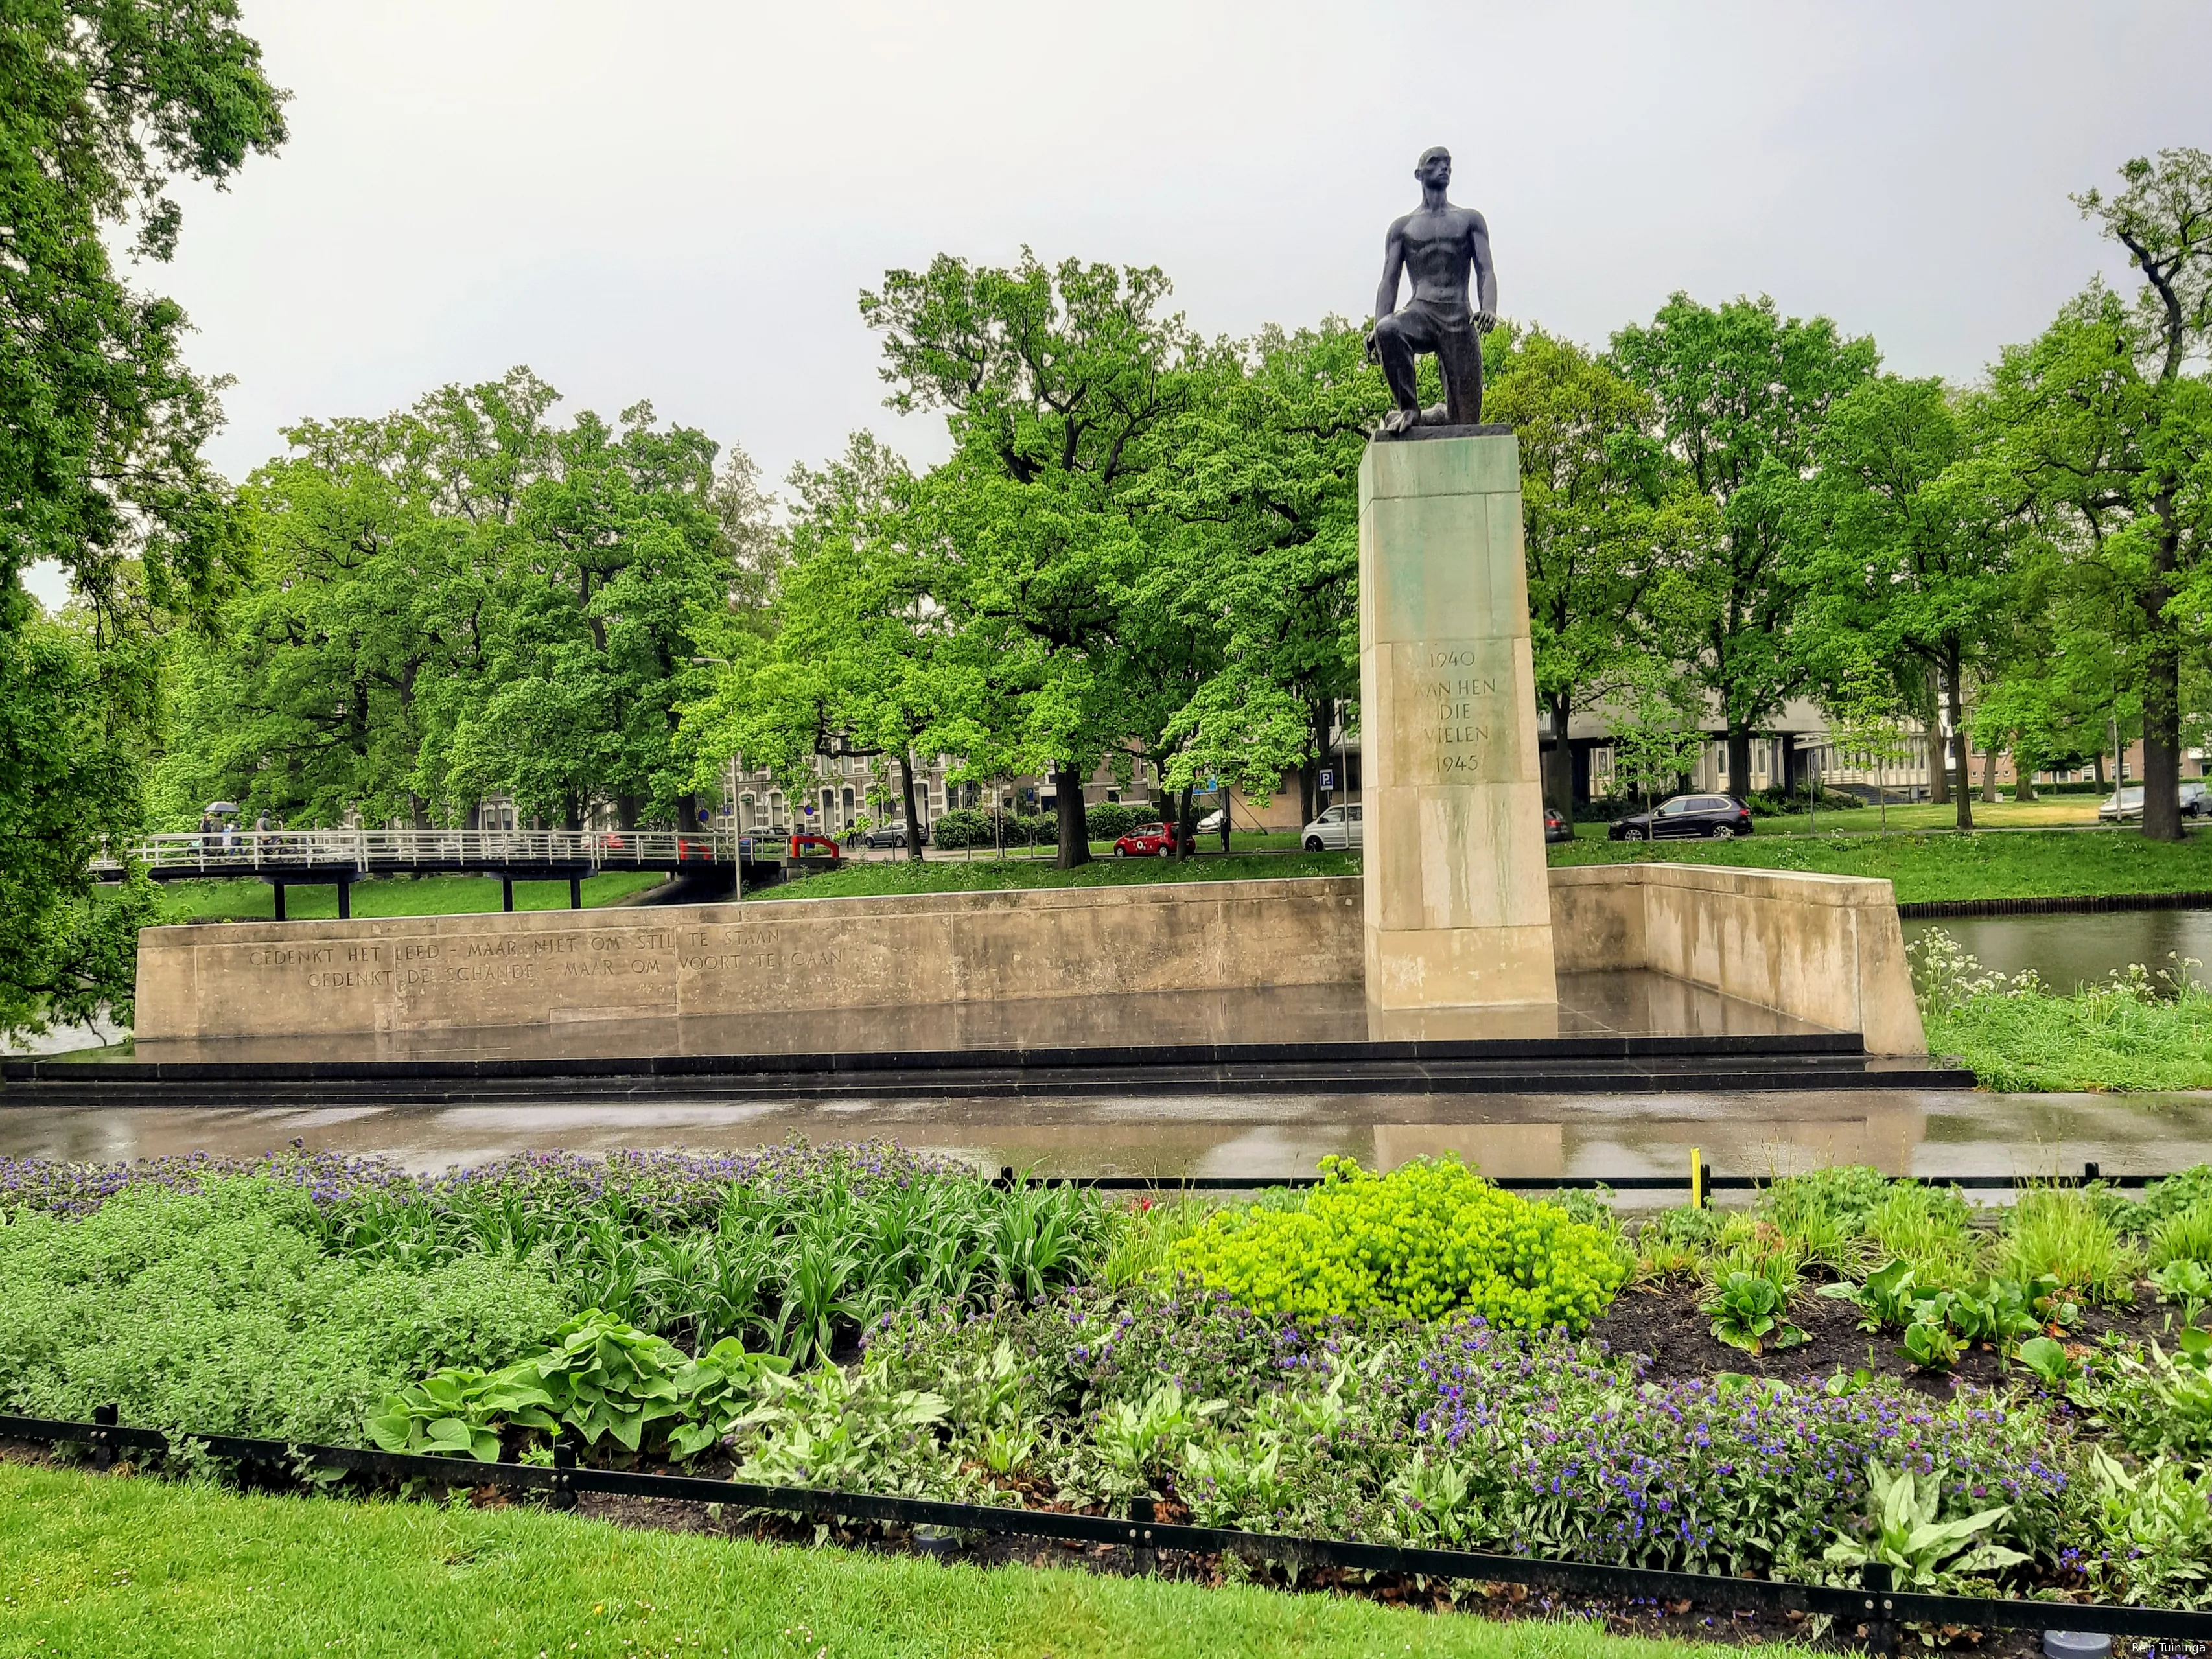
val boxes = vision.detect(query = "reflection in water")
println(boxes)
[6,1086,2212,1197]
[1903,909,2212,993]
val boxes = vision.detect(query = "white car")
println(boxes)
[2099,782,2207,822]
[1301,802,1363,851]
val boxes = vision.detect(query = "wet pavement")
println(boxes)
[8,1085,2212,1197]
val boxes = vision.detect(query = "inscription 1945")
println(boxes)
[1405,644,1502,780]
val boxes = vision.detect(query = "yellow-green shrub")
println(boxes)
[1167,1155,1627,1331]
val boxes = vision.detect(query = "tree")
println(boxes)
[2,1,285,1032]
[1485,328,1702,811]
[1820,651,1916,830]
[2061,150,2212,841]
[440,397,728,829]
[158,372,745,835]
[684,434,976,862]
[1144,319,1384,830]
[1795,375,2018,830]
[1603,656,1708,818]
[154,409,469,828]
[863,251,1195,867]
[1612,295,1878,798]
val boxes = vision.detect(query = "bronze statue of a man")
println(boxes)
[1370,146,1496,433]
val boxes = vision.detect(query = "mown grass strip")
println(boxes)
[0,1462,1798,1659]
[751,850,1360,902]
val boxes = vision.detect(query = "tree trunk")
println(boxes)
[615,794,640,831]
[1980,747,1999,805]
[1053,760,1090,868]
[1945,668,1973,831]
[2142,497,2185,841]
[898,752,926,864]
[1174,785,1196,861]
[1542,696,1573,813]
[2094,750,2107,788]
[1726,728,1752,802]
[677,791,700,833]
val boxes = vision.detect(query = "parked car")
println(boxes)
[1195,807,1226,833]
[1113,821,1191,857]
[1543,805,1573,844]
[2099,782,2207,822]
[861,822,914,848]
[1608,793,1754,841]
[1300,803,1363,852]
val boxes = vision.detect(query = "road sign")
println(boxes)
[1319,769,1335,791]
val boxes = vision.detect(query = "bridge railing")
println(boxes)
[93,828,741,876]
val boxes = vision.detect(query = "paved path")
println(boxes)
[6,1087,2206,1196]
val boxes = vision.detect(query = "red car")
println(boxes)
[1113,822,1192,857]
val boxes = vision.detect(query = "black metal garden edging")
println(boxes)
[0,1408,2198,1650]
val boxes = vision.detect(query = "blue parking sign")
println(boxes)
[1319,769,1335,791]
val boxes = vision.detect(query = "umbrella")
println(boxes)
[204,801,240,815]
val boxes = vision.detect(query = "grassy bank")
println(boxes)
[1551,828,2212,905]
[0,1463,1746,1659]
[1913,927,2212,1091]
[157,870,668,924]
[755,849,1358,901]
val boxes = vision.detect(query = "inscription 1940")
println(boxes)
[1404,644,1504,780]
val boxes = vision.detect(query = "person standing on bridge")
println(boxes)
[255,809,270,838]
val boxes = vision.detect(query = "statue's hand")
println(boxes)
[1473,307,1496,332]
[1362,327,1380,365]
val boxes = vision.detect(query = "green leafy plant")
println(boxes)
[1705,1271,1808,1355]
[1902,1317,1961,1372]
[2013,1335,2081,1387]
[1822,1461,2027,1589]
[1093,1382,1228,1497]
[2086,1449,2212,1609]
[2155,1259,2212,1334]
[1169,1156,1627,1332]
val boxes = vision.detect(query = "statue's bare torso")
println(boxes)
[1370,148,1496,432]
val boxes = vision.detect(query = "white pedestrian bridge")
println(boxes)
[92,828,743,915]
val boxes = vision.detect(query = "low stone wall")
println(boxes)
[133,864,1926,1053]
[1548,863,1926,1055]
[133,878,1365,1042]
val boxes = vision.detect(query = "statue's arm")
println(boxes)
[1468,210,1497,329]
[1373,218,1407,322]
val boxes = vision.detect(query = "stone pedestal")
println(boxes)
[1358,431,1557,1010]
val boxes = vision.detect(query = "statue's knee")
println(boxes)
[1373,314,1410,349]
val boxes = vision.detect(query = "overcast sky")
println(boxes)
[27,0,2212,610]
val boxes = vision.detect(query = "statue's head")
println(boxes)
[1414,146,1452,188]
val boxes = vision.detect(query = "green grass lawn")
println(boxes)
[157,870,669,924]
[0,1462,1777,1659]
[758,850,1360,901]
[1549,828,2212,905]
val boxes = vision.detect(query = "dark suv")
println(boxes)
[1607,793,1754,841]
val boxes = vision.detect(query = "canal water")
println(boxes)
[1901,908,2212,992]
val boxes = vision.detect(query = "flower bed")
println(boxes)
[6,1143,2212,1614]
